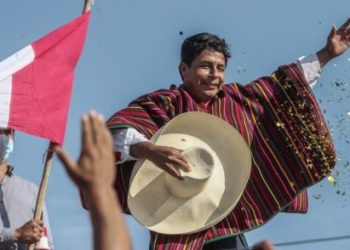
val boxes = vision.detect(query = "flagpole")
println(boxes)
[33,142,55,216]
[83,0,94,13]
[28,142,55,250]
[27,2,93,249]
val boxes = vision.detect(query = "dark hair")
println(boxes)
[181,33,231,66]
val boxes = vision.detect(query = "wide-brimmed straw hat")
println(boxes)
[128,112,252,235]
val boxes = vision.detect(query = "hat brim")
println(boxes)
[128,112,252,234]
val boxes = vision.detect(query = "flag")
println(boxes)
[0,12,90,144]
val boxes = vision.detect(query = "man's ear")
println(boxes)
[178,62,188,80]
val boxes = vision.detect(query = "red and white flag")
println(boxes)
[0,12,90,144]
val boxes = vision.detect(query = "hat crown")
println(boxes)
[180,146,214,179]
[165,146,215,199]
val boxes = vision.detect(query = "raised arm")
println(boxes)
[54,112,131,250]
[317,18,350,67]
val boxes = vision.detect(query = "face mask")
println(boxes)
[0,134,14,163]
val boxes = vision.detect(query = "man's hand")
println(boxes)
[130,141,191,179]
[54,112,115,192]
[13,219,43,243]
[317,18,350,67]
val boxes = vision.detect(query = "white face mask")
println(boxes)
[0,134,14,163]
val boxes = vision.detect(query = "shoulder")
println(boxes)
[222,82,251,96]
[132,87,182,103]
[149,87,181,98]
[10,174,38,194]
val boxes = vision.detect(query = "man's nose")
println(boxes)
[210,68,219,77]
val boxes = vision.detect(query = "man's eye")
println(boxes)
[218,67,225,72]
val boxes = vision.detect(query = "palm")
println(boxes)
[327,19,350,57]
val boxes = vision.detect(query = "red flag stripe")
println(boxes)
[0,12,90,144]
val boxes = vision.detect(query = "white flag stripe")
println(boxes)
[0,75,12,128]
[0,45,35,82]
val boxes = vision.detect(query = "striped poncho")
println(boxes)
[107,64,336,249]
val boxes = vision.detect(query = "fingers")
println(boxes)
[150,145,192,179]
[337,18,350,40]
[168,154,191,172]
[90,112,110,150]
[167,147,191,172]
[89,110,100,145]
[165,163,182,179]
[30,221,44,242]
[82,114,93,153]
[32,219,43,227]
[15,220,44,243]
[158,147,191,179]
[328,25,337,39]
[85,111,110,154]
[338,18,350,33]
[160,146,191,172]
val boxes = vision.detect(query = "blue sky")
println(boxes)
[1,0,350,249]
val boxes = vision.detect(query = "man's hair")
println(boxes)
[180,33,231,66]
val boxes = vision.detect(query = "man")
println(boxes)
[104,19,349,249]
[55,112,275,250]
[0,129,54,250]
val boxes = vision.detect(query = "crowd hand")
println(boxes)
[252,240,275,250]
[130,141,191,179]
[54,112,116,192]
[14,219,43,243]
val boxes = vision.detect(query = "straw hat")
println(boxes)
[128,112,251,235]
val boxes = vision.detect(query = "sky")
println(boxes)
[1,0,350,249]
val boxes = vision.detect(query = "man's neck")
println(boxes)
[0,162,9,182]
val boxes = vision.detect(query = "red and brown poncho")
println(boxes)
[107,64,336,250]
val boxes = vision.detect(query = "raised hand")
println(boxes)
[54,112,132,250]
[326,19,350,56]
[54,112,115,191]
[318,18,350,67]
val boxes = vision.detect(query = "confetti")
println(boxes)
[276,121,284,127]
[327,175,336,185]
[312,194,322,200]
[237,67,247,74]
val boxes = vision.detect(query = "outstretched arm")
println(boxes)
[55,112,131,250]
[317,18,350,67]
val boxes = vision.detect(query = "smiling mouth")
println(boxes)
[203,82,220,88]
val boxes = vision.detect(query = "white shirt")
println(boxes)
[112,54,322,163]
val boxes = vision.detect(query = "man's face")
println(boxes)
[180,49,226,103]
